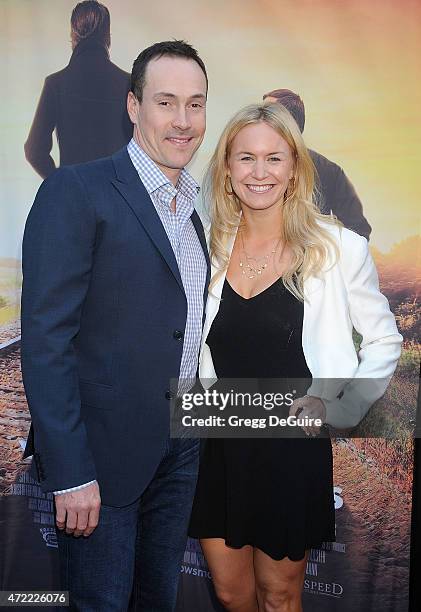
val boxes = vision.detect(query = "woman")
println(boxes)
[188,103,402,612]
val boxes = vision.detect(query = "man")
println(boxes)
[263,88,372,240]
[21,40,210,611]
[24,0,132,178]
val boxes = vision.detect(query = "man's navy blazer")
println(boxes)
[21,147,210,507]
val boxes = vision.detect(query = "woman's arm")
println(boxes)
[24,76,57,179]
[323,231,403,429]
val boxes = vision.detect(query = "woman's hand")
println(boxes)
[289,395,326,437]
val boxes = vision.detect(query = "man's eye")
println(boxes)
[191,103,203,109]
[158,101,170,106]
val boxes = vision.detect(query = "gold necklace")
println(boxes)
[239,232,284,279]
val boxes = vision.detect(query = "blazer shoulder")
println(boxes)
[39,156,117,203]
[318,220,367,247]
[67,154,116,182]
[317,221,369,274]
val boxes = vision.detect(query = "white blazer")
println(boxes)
[199,222,403,429]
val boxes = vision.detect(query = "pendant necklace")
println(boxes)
[239,232,284,279]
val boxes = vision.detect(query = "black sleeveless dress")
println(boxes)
[188,278,336,561]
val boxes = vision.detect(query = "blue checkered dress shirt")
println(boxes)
[127,138,207,390]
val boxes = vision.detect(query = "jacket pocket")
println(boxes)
[79,380,116,410]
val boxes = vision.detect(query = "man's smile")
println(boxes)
[166,136,194,147]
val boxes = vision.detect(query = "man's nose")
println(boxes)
[172,107,191,131]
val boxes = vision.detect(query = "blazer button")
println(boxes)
[165,391,174,400]
[173,330,184,340]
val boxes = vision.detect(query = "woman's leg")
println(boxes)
[253,548,309,612]
[200,538,258,611]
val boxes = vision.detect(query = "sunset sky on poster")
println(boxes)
[1,0,420,256]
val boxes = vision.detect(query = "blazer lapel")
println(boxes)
[199,231,234,383]
[111,148,184,293]
[201,230,236,344]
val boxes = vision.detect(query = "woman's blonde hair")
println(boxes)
[205,102,340,300]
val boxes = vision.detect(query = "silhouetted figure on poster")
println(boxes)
[264,88,372,240]
[24,1,132,179]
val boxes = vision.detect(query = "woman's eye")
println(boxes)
[268,156,281,162]
[240,156,253,161]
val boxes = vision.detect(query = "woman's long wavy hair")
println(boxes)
[205,103,340,300]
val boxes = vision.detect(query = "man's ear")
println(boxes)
[127,91,138,124]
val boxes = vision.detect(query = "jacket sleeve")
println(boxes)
[332,168,372,241]
[21,166,98,492]
[322,231,403,428]
[24,76,57,179]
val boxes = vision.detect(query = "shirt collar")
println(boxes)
[127,138,200,203]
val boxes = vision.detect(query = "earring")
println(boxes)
[224,175,234,196]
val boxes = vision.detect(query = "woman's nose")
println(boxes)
[252,159,268,180]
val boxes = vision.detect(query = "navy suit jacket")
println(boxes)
[21,147,210,506]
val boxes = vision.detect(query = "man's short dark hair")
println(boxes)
[71,1,111,48]
[131,40,208,103]
[263,89,305,133]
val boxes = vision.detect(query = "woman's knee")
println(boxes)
[256,582,301,612]
[213,581,256,610]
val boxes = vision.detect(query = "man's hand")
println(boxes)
[289,395,326,437]
[55,482,101,537]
